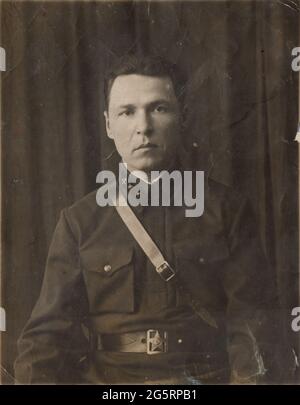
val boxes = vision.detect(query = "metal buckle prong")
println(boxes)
[156,261,176,282]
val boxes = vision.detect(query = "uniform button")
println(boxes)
[178,339,183,344]
[199,257,205,263]
[104,264,112,273]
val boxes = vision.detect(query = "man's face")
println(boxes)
[104,74,181,173]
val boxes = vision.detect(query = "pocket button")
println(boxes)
[103,264,112,273]
[199,257,205,264]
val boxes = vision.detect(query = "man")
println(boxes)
[14,54,280,384]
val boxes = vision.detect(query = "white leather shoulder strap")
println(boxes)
[111,190,175,282]
[109,185,217,328]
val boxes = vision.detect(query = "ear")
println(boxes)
[104,111,114,139]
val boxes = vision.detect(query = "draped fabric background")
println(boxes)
[1,0,299,382]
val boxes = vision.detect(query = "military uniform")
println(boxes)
[14,165,281,384]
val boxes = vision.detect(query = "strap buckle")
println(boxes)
[146,329,168,355]
[156,261,176,282]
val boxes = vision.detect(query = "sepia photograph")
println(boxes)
[0,0,299,386]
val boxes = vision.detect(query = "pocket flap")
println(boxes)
[82,246,134,277]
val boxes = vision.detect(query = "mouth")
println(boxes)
[134,143,158,151]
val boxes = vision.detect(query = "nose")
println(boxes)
[135,110,153,136]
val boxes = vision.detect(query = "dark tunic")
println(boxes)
[14,172,280,384]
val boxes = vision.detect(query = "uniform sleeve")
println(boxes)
[222,197,285,384]
[14,209,89,384]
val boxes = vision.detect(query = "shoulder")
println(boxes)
[179,149,247,209]
[66,189,99,218]
[61,189,112,240]
[205,176,255,232]
[205,177,247,207]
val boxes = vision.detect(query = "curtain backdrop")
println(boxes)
[1,0,299,381]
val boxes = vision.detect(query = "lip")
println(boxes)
[134,144,157,151]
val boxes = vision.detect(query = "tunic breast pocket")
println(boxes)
[81,246,135,314]
[173,238,229,308]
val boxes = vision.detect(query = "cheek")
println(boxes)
[155,120,180,144]
[114,137,131,156]
[155,116,179,132]
[111,122,133,144]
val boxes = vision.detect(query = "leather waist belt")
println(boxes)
[95,329,202,355]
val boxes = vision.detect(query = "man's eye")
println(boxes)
[154,105,168,113]
[119,110,133,117]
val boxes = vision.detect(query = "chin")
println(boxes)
[125,151,174,172]
[134,158,166,172]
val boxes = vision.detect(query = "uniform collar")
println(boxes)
[117,161,185,215]
[120,161,170,185]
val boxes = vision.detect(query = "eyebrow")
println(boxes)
[116,99,175,110]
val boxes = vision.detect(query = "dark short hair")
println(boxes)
[104,54,186,113]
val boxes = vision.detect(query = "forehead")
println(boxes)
[108,74,177,109]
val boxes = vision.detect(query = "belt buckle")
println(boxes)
[156,261,175,282]
[146,329,168,355]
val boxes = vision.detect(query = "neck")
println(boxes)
[123,157,177,178]
[120,162,158,184]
